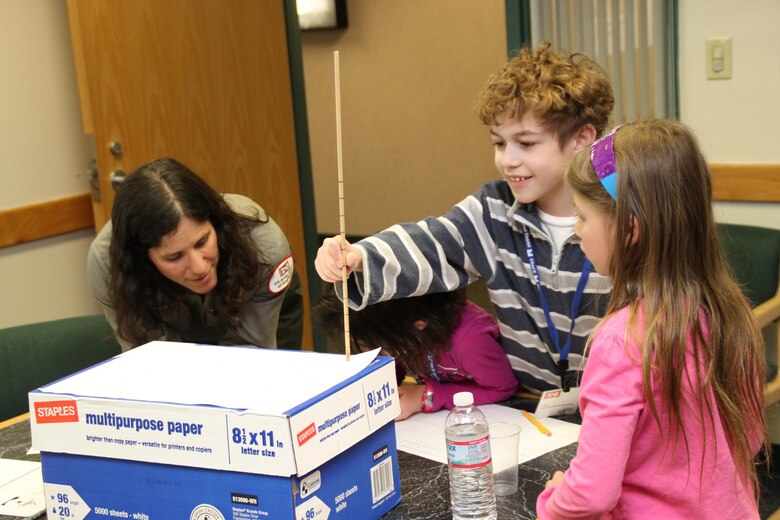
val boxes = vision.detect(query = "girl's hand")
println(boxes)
[396,384,426,421]
[544,470,565,489]
[314,236,362,283]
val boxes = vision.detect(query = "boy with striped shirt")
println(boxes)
[315,43,614,401]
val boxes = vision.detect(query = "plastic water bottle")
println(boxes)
[445,391,497,520]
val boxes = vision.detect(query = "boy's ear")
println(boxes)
[572,124,597,152]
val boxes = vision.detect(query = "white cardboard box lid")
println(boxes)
[35,341,380,415]
[28,343,399,476]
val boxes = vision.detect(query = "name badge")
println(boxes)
[534,387,580,417]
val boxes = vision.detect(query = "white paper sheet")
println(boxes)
[41,342,379,414]
[0,459,45,518]
[394,404,580,465]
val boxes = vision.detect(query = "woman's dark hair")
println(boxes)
[313,285,468,376]
[109,157,268,345]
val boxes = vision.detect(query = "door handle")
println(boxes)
[85,133,101,202]
[110,169,127,190]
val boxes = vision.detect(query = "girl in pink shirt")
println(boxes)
[537,119,768,519]
[314,286,517,421]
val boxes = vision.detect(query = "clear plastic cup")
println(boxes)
[490,422,521,496]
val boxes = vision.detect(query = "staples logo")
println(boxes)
[34,400,79,423]
[297,422,317,447]
[544,390,561,399]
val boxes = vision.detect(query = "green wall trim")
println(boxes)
[670,0,681,120]
[505,0,531,56]
[283,0,326,351]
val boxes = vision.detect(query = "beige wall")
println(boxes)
[302,0,508,236]
[0,0,100,328]
[3,0,780,329]
[303,0,780,237]
[679,0,780,229]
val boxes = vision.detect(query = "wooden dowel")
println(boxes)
[334,50,350,361]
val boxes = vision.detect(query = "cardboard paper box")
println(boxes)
[29,342,402,519]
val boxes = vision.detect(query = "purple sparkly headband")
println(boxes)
[589,125,622,201]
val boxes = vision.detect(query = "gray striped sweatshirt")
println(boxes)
[342,180,612,393]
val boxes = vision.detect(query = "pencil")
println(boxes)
[522,410,552,437]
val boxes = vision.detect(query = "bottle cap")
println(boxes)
[453,391,474,407]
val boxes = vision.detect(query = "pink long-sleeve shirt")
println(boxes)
[424,301,518,411]
[537,307,760,519]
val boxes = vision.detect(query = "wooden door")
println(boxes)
[66,0,312,347]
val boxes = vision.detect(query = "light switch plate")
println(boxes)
[706,37,732,80]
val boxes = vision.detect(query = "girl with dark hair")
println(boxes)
[314,286,517,421]
[537,120,768,518]
[87,157,298,350]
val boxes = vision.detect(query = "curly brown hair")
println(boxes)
[475,41,614,146]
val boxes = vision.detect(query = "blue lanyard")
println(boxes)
[426,353,441,382]
[522,225,591,390]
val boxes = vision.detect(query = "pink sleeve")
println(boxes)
[536,321,645,519]
[536,487,556,520]
[427,303,518,411]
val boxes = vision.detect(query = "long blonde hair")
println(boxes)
[567,119,767,493]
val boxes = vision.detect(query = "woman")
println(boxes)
[87,157,299,350]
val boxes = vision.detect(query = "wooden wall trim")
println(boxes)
[711,164,780,202]
[0,193,94,249]
[0,164,777,250]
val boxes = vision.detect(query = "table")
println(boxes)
[382,441,577,519]
[0,410,579,520]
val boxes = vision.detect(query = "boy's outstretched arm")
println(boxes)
[314,236,363,282]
